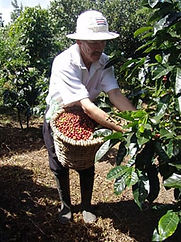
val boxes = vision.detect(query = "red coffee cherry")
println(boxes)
[55,109,96,140]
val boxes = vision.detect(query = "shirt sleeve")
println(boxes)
[49,55,89,106]
[101,66,119,93]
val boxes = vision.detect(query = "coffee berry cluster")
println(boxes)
[55,109,96,140]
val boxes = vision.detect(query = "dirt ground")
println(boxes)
[0,113,178,242]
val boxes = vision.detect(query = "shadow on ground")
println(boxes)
[1,165,180,242]
[0,125,44,157]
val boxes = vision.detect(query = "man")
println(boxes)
[43,10,136,224]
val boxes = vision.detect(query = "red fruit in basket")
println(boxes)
[55,108,96,140]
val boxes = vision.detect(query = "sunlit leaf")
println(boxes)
[95,140,111,162]
[114,176,126,195]
[136,40,154,52]
[164,173,181,188]
[132,172,149,209]
[155,54,162,63]
[160,129,175,139]
[104,132,123,141]
[154,15,168,35]
[114,167,138,195]
[150,103,168,124]
[165,140,174,158]
[136,132,150,146]
[134,26,153,38]
[153,66,174,80]
[93,128,112,138]
[120,59,137,72]
[158,210,179,240]
[107,165,130,180]
[152,228,162,242]
[148,0,160,8]
[175,68,181,112]
[169,163,181,170]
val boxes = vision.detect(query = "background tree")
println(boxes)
[48,0,96,54]
[99,0,146,57]
[11,0,23,22]
[0,13,4,27]
[10,6,54,74]
[1,7,54,128]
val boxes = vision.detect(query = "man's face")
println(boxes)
[77,40,106,67]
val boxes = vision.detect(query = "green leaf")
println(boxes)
[104,132,123,141]
[95,139,117,162]
[143,44,156,53]
[155,141,170,164]
[153,65,174,80]
[153,12,181,35]
[132,172,149,209]
[137,134,150,146]
[165,140,174,158]
[176,68,181,95]
[158,210,179,240]
[150,103,168,124]
[94,140,110,162]
[152,228,162,242]
[136,40,154,52]
[154,15,168,34]
[134,26,153,38]
[135,141,155,170]
[164,173,181,188]
[114,176,126,195]
[160,128,175,139]
[148,0,160,8]
[155,54,162,63]
[120,59,137,72]
[127,140,138,158]
[93,128,112,138]
[118,111,134,121]
[147,165,160,203]
[131,110,148,119]
[175,67,181,112]
[169,163,181,170]
[124,132,135,149]
[114,167,138,195]
[107,165,128,180]
[140,31,153,40]
[129,169,139,186]
[175,135,181,140]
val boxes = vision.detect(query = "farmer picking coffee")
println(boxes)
[43,10,136,224]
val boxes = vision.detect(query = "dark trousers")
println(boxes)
[42,112,95,210]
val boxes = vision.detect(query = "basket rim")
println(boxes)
[50,109,104,147]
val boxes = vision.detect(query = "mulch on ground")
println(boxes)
[0,117,177,242]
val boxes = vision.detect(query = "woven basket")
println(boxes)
[50,107,104,170]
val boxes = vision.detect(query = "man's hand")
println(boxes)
[79,98,124,132]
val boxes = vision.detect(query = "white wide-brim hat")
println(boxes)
[66,10,119,40]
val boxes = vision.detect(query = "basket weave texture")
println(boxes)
[50,107,104,170]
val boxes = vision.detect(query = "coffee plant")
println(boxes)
[96,1,181,241]
[2,66,44,130]
[0,7,53,129]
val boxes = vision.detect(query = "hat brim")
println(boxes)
[66,32,119,40]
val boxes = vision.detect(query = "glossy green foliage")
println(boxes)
[96,1,181,240]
